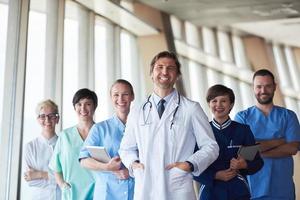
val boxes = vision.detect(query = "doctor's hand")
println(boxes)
[131,161,144,170]
[215,169,237,181]
[113,168,130,180]
[230,155,247,170]
[106,156,121,171]
[165,162,191,172]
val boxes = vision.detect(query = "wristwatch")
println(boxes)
[186,161,194,172]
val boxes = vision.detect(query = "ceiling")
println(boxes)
[136,0,300,47]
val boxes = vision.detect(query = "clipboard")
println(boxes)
[238,144,260,161]
[86,146,111,163]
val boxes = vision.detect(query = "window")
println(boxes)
[120,30,144,102]
[179,57,191,98]
[0,2,9,144]
[62,1,81,128]
[94,19,109,121]
[284,97,300,119]
[121,31,133,81]
[188,60,209,115]
[62,17,79,128]
[170,16,256,119]
[223,76,242,117]
[185,21,201,48]
[170,15,183,40]
[21,9,46,200]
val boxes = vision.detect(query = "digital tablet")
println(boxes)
[238,144,260,161]
[86,146,111,163]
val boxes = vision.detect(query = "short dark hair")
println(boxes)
[150,51,181,75]
[253,69,275,84]
[206,84,235,104]
[72,88,98,109]
[110,79,134,96]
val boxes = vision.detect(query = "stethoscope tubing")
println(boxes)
[142,92,180,129]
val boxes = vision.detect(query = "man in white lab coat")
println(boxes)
[119,51,219,200]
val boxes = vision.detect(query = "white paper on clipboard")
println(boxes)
[86,146,111,163]
[238,144,260,161]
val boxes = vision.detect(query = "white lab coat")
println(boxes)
[119,91,219,200]
[24,135,61,200]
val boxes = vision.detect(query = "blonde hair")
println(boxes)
[35,99,59,116]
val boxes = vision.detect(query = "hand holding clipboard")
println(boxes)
[86,146,122,171]
[86,146,111,163]
[237,143,260,161]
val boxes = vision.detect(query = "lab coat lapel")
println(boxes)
[147,95,164,136]
[154,92,179,132]
[162,92,179,121]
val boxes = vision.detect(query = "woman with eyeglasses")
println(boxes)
[49,88,97,200]
[24,99,61,200]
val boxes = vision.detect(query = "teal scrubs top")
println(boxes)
[235,106,300,200]
[49,126,95,200]
[79,116,134,200]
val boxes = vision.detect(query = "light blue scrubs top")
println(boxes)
[235,106,300,200]
[79,116,134,200]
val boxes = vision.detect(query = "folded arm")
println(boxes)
[24,167,48,181]
[24,144,50,187]
[260,141,300,158]
[258,138,286,152]
[24,167,50,187]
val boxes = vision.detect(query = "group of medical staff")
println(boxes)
[24,51,300,200]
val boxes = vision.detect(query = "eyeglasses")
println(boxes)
[38,113,59,120]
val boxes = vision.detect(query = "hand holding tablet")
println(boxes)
[238,143,260,161]
[86,146,111,163]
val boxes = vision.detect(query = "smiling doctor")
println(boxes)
[119,51,219,200]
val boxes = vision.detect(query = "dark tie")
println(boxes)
[157,99,166,118]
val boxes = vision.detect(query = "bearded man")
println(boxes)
[235,69,300,200]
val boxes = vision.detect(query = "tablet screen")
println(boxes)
[86,146,111,163]
[238,144,260,161]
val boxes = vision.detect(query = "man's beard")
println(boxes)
[256,93,274,105]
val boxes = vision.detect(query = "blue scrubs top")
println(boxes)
[79,116,134,200]
[235,106,300,200]
[194,119,263,200]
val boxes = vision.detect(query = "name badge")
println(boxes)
[227,140,241,149]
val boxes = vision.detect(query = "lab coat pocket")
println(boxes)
[132,168,144,179]
[169,121,185,145]
[132,168,144,198]
[169,167,192,191]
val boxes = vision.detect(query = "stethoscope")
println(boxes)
[142,92,180,130]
